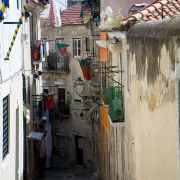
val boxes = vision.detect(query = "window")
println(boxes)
[58,88,65,104]
[73,38,81,58]
[43,89,49,94]
[85,37,90,52]
[3,95,9,159]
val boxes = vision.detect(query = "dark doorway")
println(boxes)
[75,135,83,166]
[43,89,49,94]
[58,88,65,105]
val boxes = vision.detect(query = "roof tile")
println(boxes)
[121,0,180,26]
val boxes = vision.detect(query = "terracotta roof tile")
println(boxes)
[121,0,180,26]
[61,3,91,25]
[40,3,91,26]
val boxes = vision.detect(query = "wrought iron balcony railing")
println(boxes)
[43,54,69,72]
[51,101,70,118]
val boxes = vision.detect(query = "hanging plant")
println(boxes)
[84,18,92,29]
[99,9,123,30]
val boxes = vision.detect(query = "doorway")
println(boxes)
[58,88,65,105]
[75,135,83,166]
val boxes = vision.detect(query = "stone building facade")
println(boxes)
[41,4,100,170]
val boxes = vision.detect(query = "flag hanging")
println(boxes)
[56,43,69,57]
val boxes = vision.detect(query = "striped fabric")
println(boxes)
[0,0,9,20]
[5,0,29,60]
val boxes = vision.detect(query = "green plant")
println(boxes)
[99,9,123,30]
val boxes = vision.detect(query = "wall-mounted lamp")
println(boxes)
[74,77,84,96]
[74,77,102,105]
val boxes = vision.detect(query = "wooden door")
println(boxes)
[58,88,65,105]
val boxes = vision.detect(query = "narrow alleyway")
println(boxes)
[38,166,99,180]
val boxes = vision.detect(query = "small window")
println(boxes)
[85,37,90,52]
[3,95,9,159]
[73,38,81,58]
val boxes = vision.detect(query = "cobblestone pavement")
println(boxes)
[38,166,99,180]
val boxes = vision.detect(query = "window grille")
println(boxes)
[3,95,9,159]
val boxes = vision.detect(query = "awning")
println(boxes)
[96,40,108,48]
[107,32,126,39]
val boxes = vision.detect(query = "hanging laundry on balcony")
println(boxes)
[44,42,49,56]
[56,43,69,57]
[44,95,54,109]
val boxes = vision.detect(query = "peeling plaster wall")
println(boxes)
[124,18,180,180]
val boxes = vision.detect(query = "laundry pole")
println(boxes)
[5,0,28,60]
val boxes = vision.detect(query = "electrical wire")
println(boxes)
[55,0,67,8]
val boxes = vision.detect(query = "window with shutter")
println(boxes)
[3,95,9,159]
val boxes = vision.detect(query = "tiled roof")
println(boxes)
[61,3,91,25]
[121,0,180,26]
[40,3,91,26]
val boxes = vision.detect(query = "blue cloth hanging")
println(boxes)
[80,7,83,18]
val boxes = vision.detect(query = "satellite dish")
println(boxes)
[105,6,113,16]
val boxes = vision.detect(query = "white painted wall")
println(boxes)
[0,0,24,180]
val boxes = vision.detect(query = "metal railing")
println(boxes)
[108,86,124,122]
[51,101,70,117]
[43,53,69,72]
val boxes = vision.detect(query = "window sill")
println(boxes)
[73,56,81,60]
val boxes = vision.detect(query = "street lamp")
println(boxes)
[75,77,84,96]
[74,77,102,105]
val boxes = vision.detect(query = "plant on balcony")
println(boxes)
[99,9,123,30]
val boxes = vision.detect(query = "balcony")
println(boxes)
[43,53,69,73]
[108,86,124,122]
[51,101,70,118]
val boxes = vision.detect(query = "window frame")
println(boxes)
[73,38,81,58]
